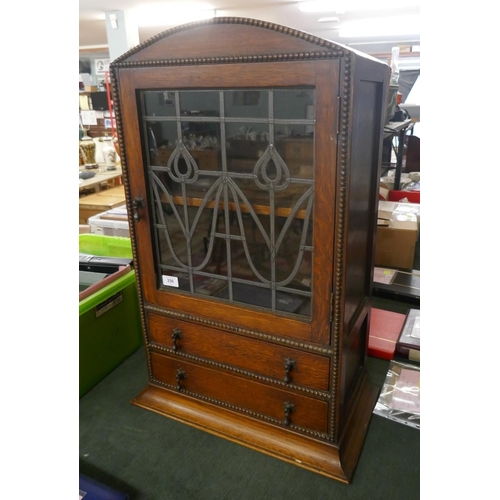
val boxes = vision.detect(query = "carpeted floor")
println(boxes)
[79,327,419,500]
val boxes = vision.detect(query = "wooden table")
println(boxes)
[79,165,123,192]
[79,185,126,224]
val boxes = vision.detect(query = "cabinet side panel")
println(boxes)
[343,79,383,330]
[338,76,384,424]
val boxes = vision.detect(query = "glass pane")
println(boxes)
[143,91,177,117]
[274,89,314,120]
[215,282,305,315]
[224,90,269,118]
[147,121,177,167]
[147,120,222,173]
[140,87,315,319]
[275,132,314,180]
[226,121,272,161]
[179,90,220,116]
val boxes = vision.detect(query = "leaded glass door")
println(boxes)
[119,61,339,344]
[142,87,315,318]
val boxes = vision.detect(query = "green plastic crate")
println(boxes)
[79,234,143,397]
[79,233,133,259]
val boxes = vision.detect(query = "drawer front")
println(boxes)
[151,351,329,434]
[147,312,330,391]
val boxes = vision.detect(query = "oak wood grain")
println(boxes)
[113,17,389,484]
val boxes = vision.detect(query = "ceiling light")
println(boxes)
[132,2,215,27]
[318,17,340,23]
[339,17,420,37]
[109,14,118,30]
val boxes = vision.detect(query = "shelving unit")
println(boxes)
[382,119,415,190]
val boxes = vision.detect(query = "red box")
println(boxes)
[368,308,407,360]
[388,190,420,203]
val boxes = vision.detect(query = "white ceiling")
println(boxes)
[79,0,420,57]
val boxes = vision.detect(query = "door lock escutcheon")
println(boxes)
[132,196,145,222]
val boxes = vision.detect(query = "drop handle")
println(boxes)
[171,328,182,351]
[283,401,295,426]
[284,357,296,384]
[132,195,145,222]
[175,368,186,391]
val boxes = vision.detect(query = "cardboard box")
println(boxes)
[376,201,419,270]
[379,200,420,229]
[379,182,390,201]
[84,85,98,92]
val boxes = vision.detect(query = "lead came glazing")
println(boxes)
[141,88,315,318]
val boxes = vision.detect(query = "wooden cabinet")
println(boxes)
[110,17,390,483]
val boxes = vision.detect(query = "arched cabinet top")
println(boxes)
[111,17,381,68]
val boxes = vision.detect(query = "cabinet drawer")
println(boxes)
[148,312,330,391]
[151,351,329,434]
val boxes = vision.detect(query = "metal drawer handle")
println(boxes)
[175,368,186,391]
[284,357,296,384]
[171,328,182,351]
[132,196,145,222]
[283,401,295,426]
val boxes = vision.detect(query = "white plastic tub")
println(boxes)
[88,205,130,237]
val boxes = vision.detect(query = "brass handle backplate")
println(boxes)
[132,196,145,222]
[284,357,296,384]
[283,401,295,426]
[175,368,186,391]
[171,328,182,351]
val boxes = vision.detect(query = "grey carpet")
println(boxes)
[80,345,419,500]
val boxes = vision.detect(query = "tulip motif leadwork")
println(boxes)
[149,132,314,306]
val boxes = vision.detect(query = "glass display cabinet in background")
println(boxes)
[111,17,390,483]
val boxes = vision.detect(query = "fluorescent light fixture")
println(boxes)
[79,44,109,50]
[109,14,118,30]
[318,17,340,23]
[339,17,420,37]
[133,2,215,27]
[299,1,419,13]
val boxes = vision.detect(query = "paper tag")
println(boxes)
[162,275,179,287]
[95,291,122,318]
